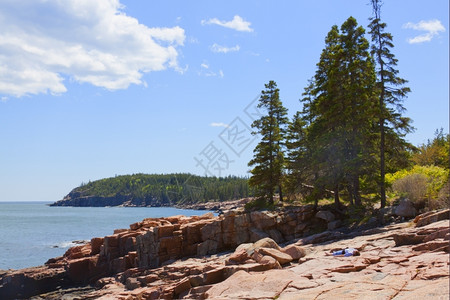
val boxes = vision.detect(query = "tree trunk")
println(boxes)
[380,115,386,208]
[334,184,341,209]
[347,185,354,206]
[378,58,387,208]
[278,184,283,203]
[353,176,362,206]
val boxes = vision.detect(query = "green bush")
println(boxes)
[430,180,450,210]
[386,165,449,200]
[244,197,275,211]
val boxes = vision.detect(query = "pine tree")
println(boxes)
[248,80,288,205]
[285,111,309,200]
[301,17,377,207]
[339,16,377,206]
[369,0,414,208]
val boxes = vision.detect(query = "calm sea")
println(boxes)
[0,202,211,270]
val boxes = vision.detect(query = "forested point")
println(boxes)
[52,173,252,207]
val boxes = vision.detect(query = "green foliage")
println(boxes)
[368,0,414,208]
[296,16,378,207]
[392,173,428,203]
[248,80,289,205]
[433,180,450,210]
[386,165,449,200]
[244,197,275,211]
[285,111,310,199]
[278,14,414,210]
[71,173,252,205]
[411,128,449,169]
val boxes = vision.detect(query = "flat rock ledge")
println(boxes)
[0,208,448,299]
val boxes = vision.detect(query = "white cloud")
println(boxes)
[403,19,445,44]
[0,0,186,97]
[210,122,229,128]
[210,44,240,53]
[204,71,223,77]
[198,63,223,78]
[201,15,253,32]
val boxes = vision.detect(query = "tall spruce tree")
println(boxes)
[285,111,309,200]
[301,17,377,207]
[292,80,328,208]
[340,17,377,206]
[369,0,413,208]
[248,80,288,205]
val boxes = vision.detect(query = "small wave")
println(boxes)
[51,240,88,249]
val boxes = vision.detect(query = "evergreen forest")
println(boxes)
[68,173,252,205]
[247,1,449,212]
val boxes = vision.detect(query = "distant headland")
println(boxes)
[50,173,252,208]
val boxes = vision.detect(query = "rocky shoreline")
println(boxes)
[1,207,448,299]
[174,198,253,212]
[50,194,253,212]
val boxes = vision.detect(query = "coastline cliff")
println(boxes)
[1,207,448,299]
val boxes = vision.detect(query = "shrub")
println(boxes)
[392,173,428,203]
[386,165,449,200]
[244,197,275,211]
[429,179,450,210]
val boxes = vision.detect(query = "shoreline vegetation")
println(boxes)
[50,173,253,209]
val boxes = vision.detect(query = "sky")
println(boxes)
[0,0,448,201]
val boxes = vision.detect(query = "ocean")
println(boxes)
[0,202,212,270]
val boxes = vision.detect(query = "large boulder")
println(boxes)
[255,248,293,265]
[395,199,416,218]
[253,237,281,250]
[225,248,250,265]
[281,244,306,260]
[315,210,335,222]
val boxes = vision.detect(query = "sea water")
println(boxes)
[0,202,212,270]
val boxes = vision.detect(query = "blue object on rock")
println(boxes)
[332,248,358,256]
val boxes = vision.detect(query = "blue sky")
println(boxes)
[0,0,448,201]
